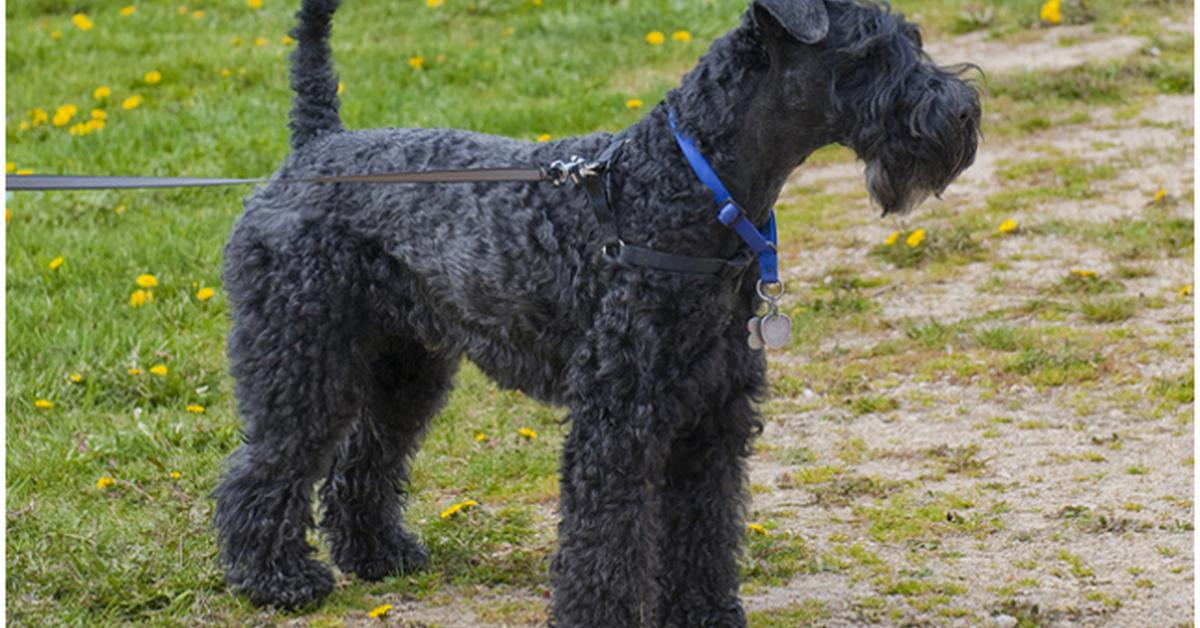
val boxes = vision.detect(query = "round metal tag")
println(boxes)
[760,313,792,349]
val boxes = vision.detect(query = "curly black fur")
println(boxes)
[213,0,980,623]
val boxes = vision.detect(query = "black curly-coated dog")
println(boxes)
[214,0,980,624]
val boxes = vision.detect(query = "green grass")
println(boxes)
[5,1,752,623]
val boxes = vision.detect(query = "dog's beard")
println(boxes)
[864,160,934,217]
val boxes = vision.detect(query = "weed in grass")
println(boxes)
[849,394,900,415]
[975,325,1032,352]
[808,475,908,508]
[1151,372,1194,405]
[746,600,830,627]
[740,526,819,588]
[871,226,984,268]
[1005,345,1104,387]
[1080,297,1137,323]
[924,444,989,476]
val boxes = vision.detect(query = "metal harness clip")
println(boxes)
[547,156,601,186]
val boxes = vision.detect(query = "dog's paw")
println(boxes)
[230,557,335,610]
[333,526,429,581]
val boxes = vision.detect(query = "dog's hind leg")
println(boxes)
[214,227,378,609]
[319,337,457,581]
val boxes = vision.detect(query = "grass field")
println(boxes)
[6,0,1194,625]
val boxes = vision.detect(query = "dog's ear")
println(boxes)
[752,0,829,45]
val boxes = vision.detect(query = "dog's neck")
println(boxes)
[651,16,826,225]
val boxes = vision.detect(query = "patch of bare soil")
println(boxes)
[926,24,1145,74]
[748,24,1193,628]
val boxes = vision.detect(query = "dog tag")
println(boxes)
[760,313,792,349]
[746,317,765,350]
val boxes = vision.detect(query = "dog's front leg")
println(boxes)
[656,374,762,628]
[550,301,685,627]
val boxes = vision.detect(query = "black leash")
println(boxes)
[5,167,550,191]
[6,148,752,280]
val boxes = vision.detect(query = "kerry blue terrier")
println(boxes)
[213,0,980,625]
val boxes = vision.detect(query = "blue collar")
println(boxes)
[667,110,779,287]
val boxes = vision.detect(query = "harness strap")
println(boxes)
[667,110,780,286]
[580,137,751,278]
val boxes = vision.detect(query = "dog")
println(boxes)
[213,0,980,624]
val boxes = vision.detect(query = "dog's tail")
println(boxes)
[288,0,343,149]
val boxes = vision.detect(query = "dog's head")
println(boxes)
[750,0,981,216]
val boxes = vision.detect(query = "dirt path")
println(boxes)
[743,24,1194,628]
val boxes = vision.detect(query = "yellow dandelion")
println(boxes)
[48,256,64,270]
[248,0,263,8]
[144,70,162,85]
[997,219,1018,234]
[120,6,136,17]
[129,289,149,307]
[149,364,168,377]
[192,10,204,19]
[135,273,158,288]
[671,30,692,42]
[123,95,143,110]
[626,99,643,109]
[177,5,188,15]
[646,31,665,46]
[186,404,206,413]
[69,372,83,383]
[1153,188,1168,204]
[884,230,900,246]
[1070,268,1097,279]
[5,162,13,173]
[51,30,62,40]
[170,471,182,480]
[93,85,111,100]
[281,35,296,45]
[439,499,479,519]
[231,35,244,46]
[255,36,269,47]
[427,0,443,6]
[68,122,87,136]
[532,0,542,5]
[128,367,143,376]
[747,522,768,535]
[408,56,424,70]
[17,121,29,131]
[5,208,10,224]
[221,67,232,78]
[84,119,105,133]
[337,82,345,95]
[1039,0,1062,24]
[1179,285,1192,298]
[196,287,216,301]
[31,108,49,126]
[517,427,538,440]
[475,432,487,442]
[52,104,77,127]
[368,604,393,619]
[115,204,127,214]
[72,13,94,31]
[34,399,54,409]
[15,168,33,176]
[96,476,116,490]
[92,109,107,120]
[905,228,926,248]
[536,133,552,142]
